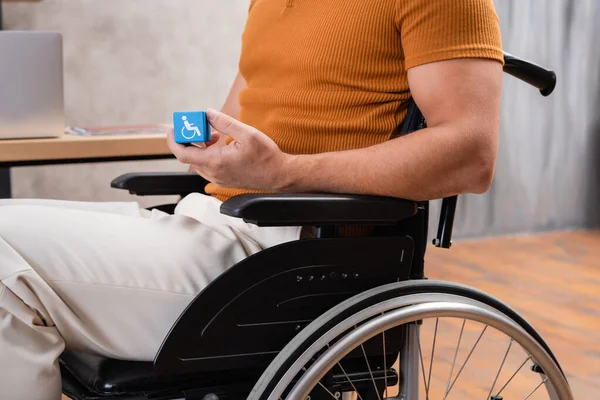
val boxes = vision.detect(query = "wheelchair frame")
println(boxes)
[60,53,560,400]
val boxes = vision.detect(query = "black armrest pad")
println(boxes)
[111,172,209,196]
[220,193,418,226]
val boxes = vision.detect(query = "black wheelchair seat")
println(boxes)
[60,351,170,396]
[60,349,266,399]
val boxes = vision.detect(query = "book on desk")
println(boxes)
[65,124,171,137]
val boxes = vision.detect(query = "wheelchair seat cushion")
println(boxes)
[59,350,205,396]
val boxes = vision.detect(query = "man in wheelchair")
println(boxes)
[0,1,569,400]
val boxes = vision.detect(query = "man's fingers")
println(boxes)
[206,108,253,141]
[167,127,226,165]
[167,129,207,165]
[204,131,222,147]
[166,128,187,155]
[182,143,221,165]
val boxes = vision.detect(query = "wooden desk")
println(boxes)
[0,133,174,198]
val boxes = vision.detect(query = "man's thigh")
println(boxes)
[0,197,147,217]
[0,201,251,360]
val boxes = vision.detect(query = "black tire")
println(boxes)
[249,280,566,400]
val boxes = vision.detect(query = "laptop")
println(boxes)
[0,31,64,139]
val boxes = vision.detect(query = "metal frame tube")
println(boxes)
[397,324,420,400]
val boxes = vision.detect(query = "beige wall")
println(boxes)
[4,0,600,237]
[4,0,249,207]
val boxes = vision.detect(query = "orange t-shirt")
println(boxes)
[206,0,504,201]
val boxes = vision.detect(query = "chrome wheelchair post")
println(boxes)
[395,323,420,400]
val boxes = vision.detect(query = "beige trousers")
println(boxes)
[0,193,301,400]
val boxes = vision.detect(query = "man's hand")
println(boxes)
[167,109,292,191]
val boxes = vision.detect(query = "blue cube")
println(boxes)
[173,111,211,144]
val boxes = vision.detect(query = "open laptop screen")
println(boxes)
[0,31,64,139]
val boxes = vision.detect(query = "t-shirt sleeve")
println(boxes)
[396,0,504,70]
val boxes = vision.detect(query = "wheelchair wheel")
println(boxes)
[249,281,573,400]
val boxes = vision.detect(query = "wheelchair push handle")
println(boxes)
[503,52,557,96]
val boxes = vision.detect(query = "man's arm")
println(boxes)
[169,58,503,202]
[282,58,503,201]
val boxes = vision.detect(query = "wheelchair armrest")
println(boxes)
[220,193,418,227]
[111,172,209,196]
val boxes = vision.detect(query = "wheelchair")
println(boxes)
[60,53,573,400]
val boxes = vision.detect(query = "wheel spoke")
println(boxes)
[325,343,364,400]
[494,356,533,397]
[300,367,339,400]
[426,318,438,400]
[443,319,466,396]
[382,326,388,397]
[360,343,382,400]
[486,338,514,400]
[335,361,364,400]
[523,377,548,400]
[315,380,341,400]
[415,326,430,399]
[444,325,488,397]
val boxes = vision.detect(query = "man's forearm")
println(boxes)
[281,123,497,201]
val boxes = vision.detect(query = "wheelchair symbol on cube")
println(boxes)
[173,111,211,144]
[181,116,201,139]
